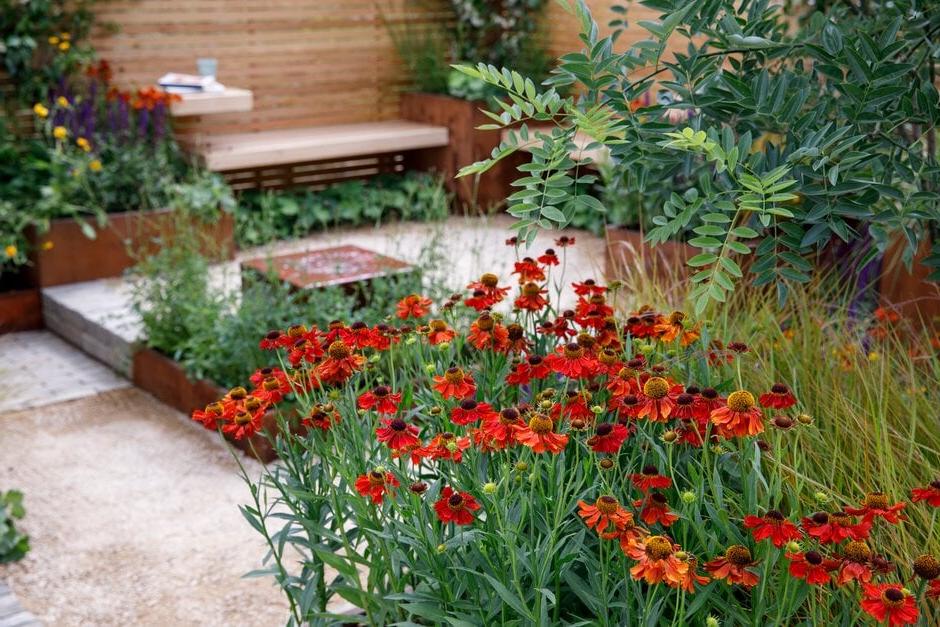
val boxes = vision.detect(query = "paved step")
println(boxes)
[41,279,143,378]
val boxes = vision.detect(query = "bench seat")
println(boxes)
[194,121,449,171]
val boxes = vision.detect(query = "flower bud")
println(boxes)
[436,544,446,554]
[797,413,814,425]
[785,541,802,553]
[661,430,678,443]
[425,363,436,373]
[706,617,720,627]
[369,354,381,363]
[590,404,604,415]
[438,341,450,351]
[814,491,830,504]
[514,461,529,473]
[483,482,498,495]
[599,458,614,470]
[680,490,696,504]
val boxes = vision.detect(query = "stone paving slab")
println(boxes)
[0,331,129,413]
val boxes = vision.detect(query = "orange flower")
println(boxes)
[654,311,700,346]
[704,545,760,587]
[578,496,634,534]
[432,367,476,399]
[354,470,399,504]
[860,583,919,626]
[636,376,682,423]
[634,493,679,527]
[514,412,569,454]
[396,294,432,319]
[468,313,509,351]
[427,319,456,345]
[514,282,548,311]
[627,535,689,587]
[315,341,365,384]
[710,390,764,438]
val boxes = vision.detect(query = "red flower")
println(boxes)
[315,341,365,384]
[845,492,907,524]
[630,465,672,492]
[512,258,545,283]
[572,279,606,296]
[758,383,797,409]
[911,480,940,507]
[786,551,835,586]
[514,282,548,311]
[303,403,341,431]
[419,432,471,463]
[555,235,575,247]
[802,511,871,544]
[546,343,599,379]
[222,407,265,440]
[468,313,509,351]
[432,367,476,399]
[396,294,432,319]
[704,545,760,587]
[475,407,523,450]
[514,413,569,454]
[859,583,919,626]
[637,376,682,423]
[505,355,551,385]
[434,486,480,525]
[465,273,510,310]
[451,399,498,426]
[927,579,940,600]
[375,418,421,451]
[578,496,633,533]
[743,510,802,548]
[357,385,402,414]
[710,390,764,438]
[586,422,629,454]
[835,541,874,585]
[192,401,225,430]
[354,470,399,504]
[635,493,678,527]
[537,248,559,266]
[427,319,456,345]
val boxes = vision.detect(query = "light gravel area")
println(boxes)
[0,388,291,626]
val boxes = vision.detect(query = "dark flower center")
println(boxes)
[766,510,785,521]
[811,512,830,524]
[676,393,694,405]
[805,551,823,565]
[642,465,659,476]
[725,545,752,565]
[595,423,613,437]
[460,399,478,411]
[373,386,390,397]
[702,388,719,400]
[265,330,280,340]
[448,493,465,509]
[882,588,904,605]
[390,419,407,431]
[771,383,789,394]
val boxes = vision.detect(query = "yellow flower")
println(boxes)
[57,96,70,108]
[41,241,55,251]
[4,244,17,259]
[48,35,60,45]
[58,41,70,52]
[867,351,880,362]
[53,126,68,140]
[89,159,102,172]
[76,137,91,152]
[33,103,49,118]
[61,32,71,41]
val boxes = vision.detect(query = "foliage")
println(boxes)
[234,172,450,248]
[132,217,449,389]
[0,0,96,104]
[385,0,552,100]
[457,0,940,313]
[200,249,939,625]
[0,490,29,563]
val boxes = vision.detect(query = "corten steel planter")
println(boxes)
[0,269,43,334]
[132,347,277,462]
[25,208,235,288]
[0,289,42,334]
[400,92,525,210]
[605,226,697,284]
[879,236,940,330]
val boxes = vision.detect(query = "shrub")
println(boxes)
[0,490,29,563]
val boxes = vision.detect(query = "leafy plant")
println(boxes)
[0,489,29,563]
[234,172,450,248]
[457,0,940,312]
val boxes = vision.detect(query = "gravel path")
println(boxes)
[0,388,290,626]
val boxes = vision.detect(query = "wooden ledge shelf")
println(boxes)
[170,87,253,117]
[193,121,449,171]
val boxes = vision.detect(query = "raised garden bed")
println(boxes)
[400,92,526,209]
[0,271,43,335]
[25,208,235,288]
[879,236,940,329]
[132,347,277,462]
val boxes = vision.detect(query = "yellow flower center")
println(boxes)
[862,492,889,510]
[643,377,669,399]
[328,341,351,359]
[234,411,252,426]
[725,544,752,565]
[843,541,871,563]
[645,536,674,560]
[596,496,619,515]
[522,282,541,296]
[880,587,906,607]
[913,554,940,580]
[476,314,495,331]
[480,273,499,288]
[528,413,554,434]
[564,343,584,359]
[429,319,447,332]
[444,367,465,383]
[727,390,756,412]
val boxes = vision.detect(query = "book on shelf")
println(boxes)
[158,73,226,94]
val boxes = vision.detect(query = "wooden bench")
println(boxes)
[183,121,449,190]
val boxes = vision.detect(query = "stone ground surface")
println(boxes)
[0,216,605,625]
